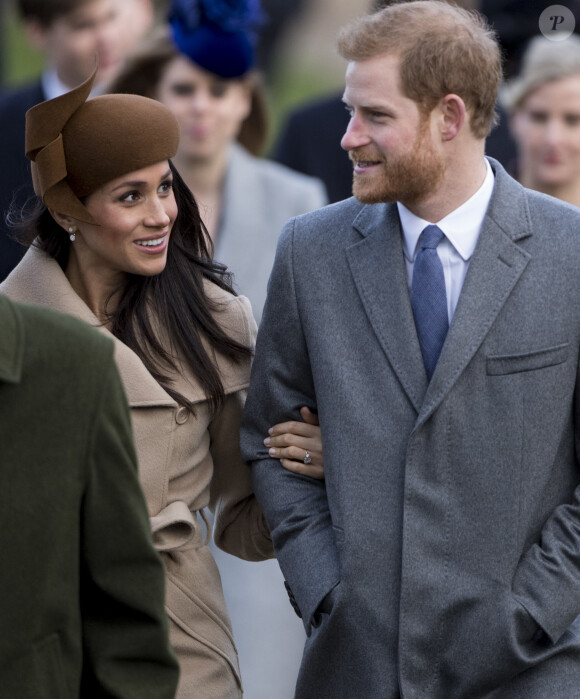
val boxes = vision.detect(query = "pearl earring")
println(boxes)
[68,226,76,242]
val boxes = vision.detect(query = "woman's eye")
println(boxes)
[528,111,548,124]
[171,84,194,97]
[210,83,228,98]
[120,191,140,203]
[159,180,173,194]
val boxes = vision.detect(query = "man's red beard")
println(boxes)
[348,123,445,206]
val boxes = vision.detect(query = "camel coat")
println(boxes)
[1,246,274,698]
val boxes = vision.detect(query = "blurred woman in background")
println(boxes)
[110,2,328,694]
[110,0,327,323]
[501,35,580,206]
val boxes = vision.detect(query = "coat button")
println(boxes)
[175,406,189,424]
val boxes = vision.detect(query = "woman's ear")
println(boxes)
[49,209,76,232]
[438,94,466,141]
[23,19,49,53]
[48,210,81,241]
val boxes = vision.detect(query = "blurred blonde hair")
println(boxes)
[501,35,580,114]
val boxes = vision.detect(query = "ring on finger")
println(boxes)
[303,451,312,465]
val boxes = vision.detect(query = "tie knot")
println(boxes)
[420,224,445,250]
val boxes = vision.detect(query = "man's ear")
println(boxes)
[23,19,50,53]
[438,94,466,141]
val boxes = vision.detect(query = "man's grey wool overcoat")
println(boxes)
[241,159,580,698]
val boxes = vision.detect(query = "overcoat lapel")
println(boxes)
[0,247,177,514]
[0,246,175,407]
[346,203,428,413]
[345,160,533,422]
[417,161,532,425]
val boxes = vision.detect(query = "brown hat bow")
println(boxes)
[25,68,180,224]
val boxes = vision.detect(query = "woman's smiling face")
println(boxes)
[69,160,177,281]
[511,74,580,190]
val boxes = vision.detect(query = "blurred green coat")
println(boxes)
[0,294,179,698]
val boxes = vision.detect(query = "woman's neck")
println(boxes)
[65,256,123,325]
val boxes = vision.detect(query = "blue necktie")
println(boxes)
[411,224,449,381]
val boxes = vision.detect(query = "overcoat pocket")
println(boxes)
[486,343,569,376]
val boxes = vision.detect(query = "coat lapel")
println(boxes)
[417,160,532,425]
[345,161,533,422]
[346,203,427,413]
[0,247,175,408]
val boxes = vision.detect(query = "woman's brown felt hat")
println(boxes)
[25,68,180,224]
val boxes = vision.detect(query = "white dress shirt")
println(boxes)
[42,69,102,100]
[398,158,495,323]
[41,70,72,100]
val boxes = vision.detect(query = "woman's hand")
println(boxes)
[264,406,324,479]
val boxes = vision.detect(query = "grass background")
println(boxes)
[1,5,43,87]
[0,0,362,149]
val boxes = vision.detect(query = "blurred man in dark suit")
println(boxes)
[0,0,155,281]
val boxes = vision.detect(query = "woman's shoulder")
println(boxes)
[202,278,257,348]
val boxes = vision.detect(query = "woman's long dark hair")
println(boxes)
[14,163,252,413]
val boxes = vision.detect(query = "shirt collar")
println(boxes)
[398,158,495,263]
[42,69,102,100]
[41,69,71,101]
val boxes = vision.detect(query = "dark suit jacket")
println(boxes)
[0,294,179,698]
[0,81,44,281]
[241,159,580,698]
[271,92,353,204]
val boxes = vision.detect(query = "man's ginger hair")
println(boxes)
[338,0,502,139]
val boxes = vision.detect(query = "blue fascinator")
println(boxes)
[169,0,265,79]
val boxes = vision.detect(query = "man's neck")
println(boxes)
[405,148,488,223]
[43,68,101,100]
